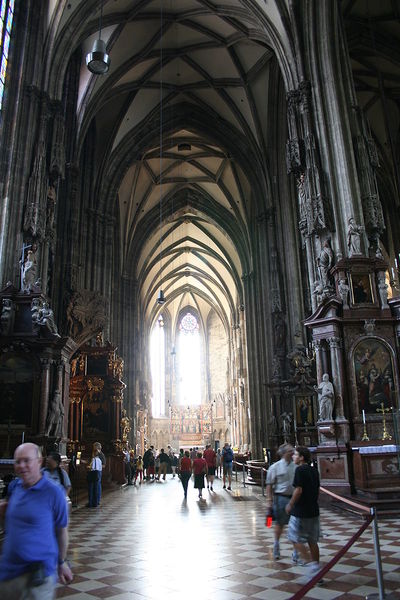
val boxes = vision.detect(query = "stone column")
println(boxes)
[39,359,51,434]
[328,335,350,444]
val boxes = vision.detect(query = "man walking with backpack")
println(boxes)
[222,442,234,490]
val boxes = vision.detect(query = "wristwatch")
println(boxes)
[58,558,67,566]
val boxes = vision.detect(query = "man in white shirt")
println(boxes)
[266,443,297,561]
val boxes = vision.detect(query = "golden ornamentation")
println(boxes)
[376,403,392,441]
[120,408,131,442]
[87,378,104,393]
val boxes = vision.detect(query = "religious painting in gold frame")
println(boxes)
[349,273,374,305]
[295,395,315,427]
[353,339,395,414]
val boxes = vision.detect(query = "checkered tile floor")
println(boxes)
[56,476,400,599]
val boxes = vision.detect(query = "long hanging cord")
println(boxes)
[158,3,163,295]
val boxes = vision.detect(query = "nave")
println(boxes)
[58,478,400,600]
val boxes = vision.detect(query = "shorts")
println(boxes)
[287,515,320,544]
[223,462,232,473]
[207,466,215,476]
[273,494,291,526]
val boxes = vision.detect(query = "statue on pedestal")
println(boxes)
[315,373,334,421]
[347,217,364,256]
[45,390,64,437]
[317,239,333,287]
[21,243,38,292]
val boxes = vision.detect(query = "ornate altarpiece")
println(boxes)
[68,336,126,454]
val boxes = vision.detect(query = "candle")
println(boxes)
[362,409,366,424]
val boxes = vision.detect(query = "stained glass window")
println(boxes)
[180,312,199,333]
[0,0,15,110]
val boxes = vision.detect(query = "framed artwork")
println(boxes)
[350,273,374,305]
[295,395,314,427]
[354,339,395,414]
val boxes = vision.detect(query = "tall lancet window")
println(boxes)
[178,311,201,405]
[0,0,15,110]
[150,314,165,417]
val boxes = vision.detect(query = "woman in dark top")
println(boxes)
[192,452,207,499]
[179,450,192,499]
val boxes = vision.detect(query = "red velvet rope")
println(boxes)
[290,514,373,599]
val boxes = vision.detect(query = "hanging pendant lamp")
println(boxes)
[157,289,166,305]
[86,1,111,74]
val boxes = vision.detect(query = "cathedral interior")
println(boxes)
[1,0,400,505]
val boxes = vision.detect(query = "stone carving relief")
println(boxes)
[66,289,107,346]
[31,298,59,337]
[286,347,315,387]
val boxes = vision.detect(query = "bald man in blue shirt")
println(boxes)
[0,443,73,599]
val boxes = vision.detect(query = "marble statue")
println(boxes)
[37,301,60,337]
[377,273,388,307]
[347,217,364,256]
[317,239,333,287]
[21,243,38,292]
[338,278,350,307]
[315,373,334,421]
[45,390,64,437]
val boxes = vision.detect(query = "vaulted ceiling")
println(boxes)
[47,0,400,333]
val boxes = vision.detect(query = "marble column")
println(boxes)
[328,336,346,420]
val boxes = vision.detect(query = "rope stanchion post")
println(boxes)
[242,462,246,487]
[261,466,264,496]
[370,507,385,600]
[235,461,238,482]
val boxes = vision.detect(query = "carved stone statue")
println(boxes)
[45,390,64,437]
[21,243,38,292]
[0,299,14,335]
[377,273,388,307]
[279,412,292,437]
[31,297,41,325]
[317,239,333,287]
[347,217,364,256]
[315,373,334,421]
[338,278,350,308]
[38,301,59,335]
